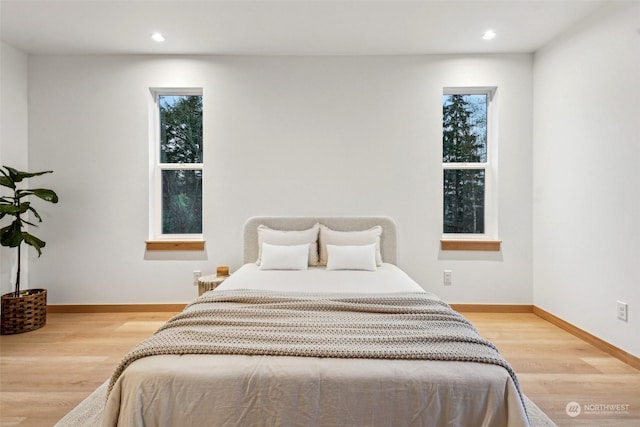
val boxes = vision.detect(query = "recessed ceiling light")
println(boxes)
[151,33,165,43]
[482,30,496,41]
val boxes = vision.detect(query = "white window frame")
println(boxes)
[148,87,203,241]
[442,86,498,241]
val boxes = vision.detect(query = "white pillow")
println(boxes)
[256,223,320,266]
[259,243,310,270]
[319,225,383,266]
[326,244,377,271]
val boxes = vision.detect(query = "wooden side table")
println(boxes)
[198,275,228,296]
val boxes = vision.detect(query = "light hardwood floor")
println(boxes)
[1,311,638,427]
[466,312,640,426]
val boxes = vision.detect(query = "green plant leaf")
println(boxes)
[31,189,59,203]
[0,204,21,215]
[22,219,39,228]
[22,232,46,256]
[18,202,31,214]
[0,206,19,222]
[0,221,24,247]
[0,175,14,189]
[25,204,43,222]
[3,166,53,183]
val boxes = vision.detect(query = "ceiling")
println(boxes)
[0,0,605,56]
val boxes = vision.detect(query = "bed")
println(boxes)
[103,217,530,427]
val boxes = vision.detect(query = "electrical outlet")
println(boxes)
[617,301,628,321]
[193,270,202,286]
[443,270,452,286]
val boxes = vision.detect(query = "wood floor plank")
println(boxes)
[465,312,640,426]
[1,311,638,426]
[0,311,174,426]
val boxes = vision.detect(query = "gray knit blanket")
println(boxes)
[107,289,527,419]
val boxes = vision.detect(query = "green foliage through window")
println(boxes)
[162,170,202,234]
[158,94,203,235]
[443,93,488,234]
[443,169,485,234]
[443,94,486,163]
[160,95,203,164]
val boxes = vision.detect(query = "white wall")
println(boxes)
[0,42,29,297]
[533,2,640,357]
[27,54,533,305]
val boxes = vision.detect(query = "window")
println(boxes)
[149,88,203,245]
[442,87,498,247]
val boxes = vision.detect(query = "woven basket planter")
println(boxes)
[1,289,47,335]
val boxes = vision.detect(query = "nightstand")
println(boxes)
[198,275,228,296]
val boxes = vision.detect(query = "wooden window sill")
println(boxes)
[440,239,501,251]
[146,240,205,251]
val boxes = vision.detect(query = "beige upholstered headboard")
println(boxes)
[243,217,397,265]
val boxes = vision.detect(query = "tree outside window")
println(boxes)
[442,92,488,235]
[152,91,203,237]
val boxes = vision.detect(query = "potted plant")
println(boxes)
[0,166,58,335]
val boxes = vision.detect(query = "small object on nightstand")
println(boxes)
[198,274,227,296]
[216,266,229,277]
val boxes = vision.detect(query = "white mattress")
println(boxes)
[216,262,426,294]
